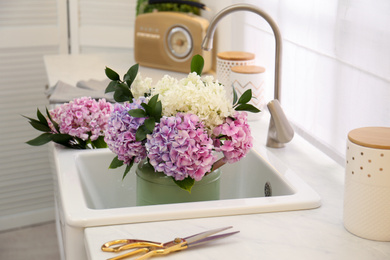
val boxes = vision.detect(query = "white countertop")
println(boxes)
[44,53,390,260]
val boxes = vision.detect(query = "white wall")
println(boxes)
[223,0,390,164]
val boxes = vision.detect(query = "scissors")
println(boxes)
[101,226,239,260]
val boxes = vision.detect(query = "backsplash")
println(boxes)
[218,0,390,164]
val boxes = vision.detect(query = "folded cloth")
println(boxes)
[76,78,111,92]
[46,80,114,104]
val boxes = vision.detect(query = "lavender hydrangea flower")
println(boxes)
[213,111,253,164]
[49,97,113,141]
[104,98,147,165]
[146,113,216,181]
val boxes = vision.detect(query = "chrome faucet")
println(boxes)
[201,4,294,148]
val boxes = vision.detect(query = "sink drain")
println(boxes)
[264,181,272,197]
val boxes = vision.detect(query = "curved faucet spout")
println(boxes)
[201,4,294,148]
[201,4,282,100]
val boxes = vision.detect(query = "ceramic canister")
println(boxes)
[344,127,390,241]
[230,65,266,121]
[216,51,255,101]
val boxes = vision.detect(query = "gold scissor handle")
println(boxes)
[104,238,188,260]
[107,247,151,260]
[134,238,188,260]
[102,239,164,252]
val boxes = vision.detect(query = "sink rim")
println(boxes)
[52,144,321,228]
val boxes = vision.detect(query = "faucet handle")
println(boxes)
[266,99,294,148]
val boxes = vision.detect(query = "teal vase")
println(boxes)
[136,160,221,206]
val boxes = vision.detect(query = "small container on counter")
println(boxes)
[344,127,390,241]
[230,65,266,121]
[216,51,255,101]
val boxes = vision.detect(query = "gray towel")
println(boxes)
[76,79,111,92]
[46,79,114,104]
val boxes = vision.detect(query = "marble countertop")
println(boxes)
[44,53,390,260]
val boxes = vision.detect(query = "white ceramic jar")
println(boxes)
[344,127,390,241]
[216,51,255,101]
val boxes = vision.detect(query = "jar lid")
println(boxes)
[217,51,255,61]
[231,65,265,74]
[348,127,390,149]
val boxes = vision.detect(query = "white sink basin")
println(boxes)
[77,149,296,209]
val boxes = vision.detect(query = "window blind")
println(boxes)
[0,0,67,231]
[69,0,137,53]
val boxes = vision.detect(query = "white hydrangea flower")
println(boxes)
[131,74,153,99]
[150,72,234,130]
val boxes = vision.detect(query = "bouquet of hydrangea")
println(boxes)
[104,55,260,192]
[24,97,113,149]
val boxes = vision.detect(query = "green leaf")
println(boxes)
[109,156,133,180]
[235,103,261,113]
[191,54,204,76]
[105,67,120,81]
[113,83,132,102]
[72,137,88,149]
[91,136,107,149]
[128,108,147,118]
[22,115,36,122]
[29,120,51,132]
[124,64,139,87]
[122,160,133,180]
[36,109,48,125]
[141,103,153,115]
[148,94,159,108]
[144,117,155,132]
[26,133,53,146]
[135,125,150,141]
[51,134,74,144]
[232,86,238,105]
[237,89,252,105]
[173,177,195,193]
[105,80,117,93]
[23,116,51,132]
[153,101,162,122]
[46,108,59,132]
[109,156,124,169]
[142,95,162,121]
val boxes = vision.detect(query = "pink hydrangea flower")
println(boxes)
[104,99,147,165]
[146,113,216,181]
[213,111,253,164]
[49,97,113,141]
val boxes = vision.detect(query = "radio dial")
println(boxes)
[167,27,193,59]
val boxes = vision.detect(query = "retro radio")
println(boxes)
[134,12,212,73]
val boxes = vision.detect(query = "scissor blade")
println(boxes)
[187,231,240,248]
[184,226,236,244]
[184,226,232,244]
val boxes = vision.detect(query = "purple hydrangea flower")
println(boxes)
[104,99,147,165]
[49,97,113,141]
[213,111,253,164]
[146,113,216,181]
